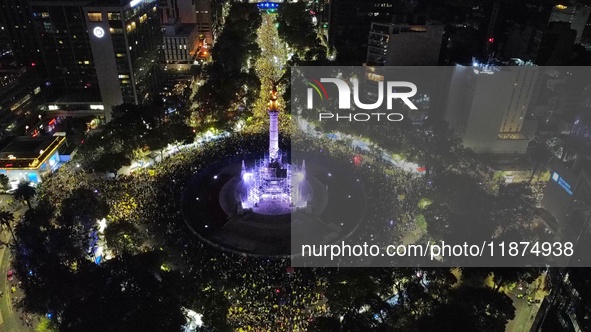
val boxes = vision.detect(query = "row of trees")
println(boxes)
[77,102,194,173]
[193,4,262,129]
[276,2,327,63]
[308,267,525,332]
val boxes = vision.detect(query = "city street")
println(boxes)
[505,275,549,332]
[0,199,35,332]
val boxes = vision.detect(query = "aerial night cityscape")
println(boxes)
[0,0,591,331]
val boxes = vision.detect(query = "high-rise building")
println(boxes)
[159,0,196,24]
[445,62,539,154]
[29,0,99,99]
[162,18,200,71]
[158,0,212,45]
[533,268,591,332]
[366,22,443,66]
[328,0,415,64]
[159,0,179,24]
[0,0,39,66]
[504,22,577,66]
[531,22,577,65]
[84,0,162,120]
[0,64,44,141]
[194,0,213,46]
[549,3,590,44]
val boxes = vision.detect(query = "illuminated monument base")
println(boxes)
[237,156,309,215]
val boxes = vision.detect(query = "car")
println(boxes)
[7,270,14,281]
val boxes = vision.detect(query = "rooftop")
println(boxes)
[0,136,66,169]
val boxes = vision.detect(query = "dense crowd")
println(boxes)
[34,131,431,330]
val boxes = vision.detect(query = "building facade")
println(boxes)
[0,135,66,184]
[445,63,539,154]
[0,65,44,141]
[549,3,590,44]
[328,0,415,64]
[162,18,199,71]
[530,22,577,65]
[0,0,39,66]
[29,0,99,99]
[84,0,162,120]
[366,22,443,66]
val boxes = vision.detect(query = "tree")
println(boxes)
[60,188,109,235]
[166,122,195,146]
[35,317,58,332]
[91,151,131,173]
[0,174,9,190]
[417,286,515,332]
[0,208,17,246]
[13,181,36,209]
[491,183,536,236]
[58,252,185,331]
[308,317,341,332]
[104,220,142,256]
[277,2,318,54]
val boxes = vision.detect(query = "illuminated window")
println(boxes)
[107,12,121,21]
[41,12,49,18]
[118,74,129,79]
[116,53,125,58]
[126,21,136,32]
[366,73,384,81]
[83,61,90,65]
[87,12,103,22]
[139,14,147,23]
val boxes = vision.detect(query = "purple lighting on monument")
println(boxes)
[239,87,308,215]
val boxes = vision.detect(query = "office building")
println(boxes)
[533,268,591,332]
[504,22,577,66]
[159,0,176,24]
[531,22,577,65]
[84,0,162,120]
[194,0,213,45]
[29,0,99,99]
[366,22,443,66]
[159,0,213,45]
[328,0,415,64]
[0,64,44,141]
[162,18,200,71]
[159,0,197,25]
[549,3,590,44]
[0,0,39,66]
[445,62,539,154]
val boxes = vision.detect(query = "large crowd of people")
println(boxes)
[32,130,435,330]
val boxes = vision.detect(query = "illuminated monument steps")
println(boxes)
[238,88,309,215]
